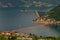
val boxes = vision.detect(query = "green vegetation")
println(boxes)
[56,36,60,40]
[0,32,60,40]
[42,5,60,21]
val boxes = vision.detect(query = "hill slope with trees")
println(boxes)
[42,5,60,21]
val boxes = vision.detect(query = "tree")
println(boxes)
[56,36,60,40]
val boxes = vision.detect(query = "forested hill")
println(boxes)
[42,5,60,21]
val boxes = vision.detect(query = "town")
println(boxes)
[32,10,60,25]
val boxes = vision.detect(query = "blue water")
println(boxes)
[0,7,60,37]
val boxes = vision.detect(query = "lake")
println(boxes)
[0,7,60,37]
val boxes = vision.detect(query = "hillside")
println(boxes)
[42,5,60,21]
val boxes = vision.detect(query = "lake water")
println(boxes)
[0,7,60,37]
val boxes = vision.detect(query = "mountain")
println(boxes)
[42,5,60,21]
[0,0,58,7]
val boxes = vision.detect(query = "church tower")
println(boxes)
[32,10,41,23]
[35,10,40,18]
